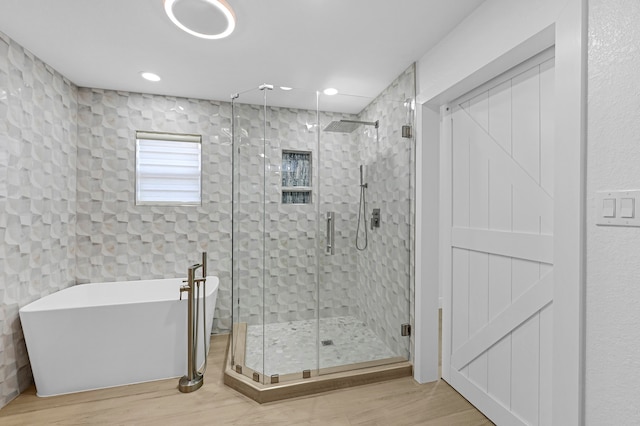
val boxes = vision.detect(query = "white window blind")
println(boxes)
[135,131,202,205]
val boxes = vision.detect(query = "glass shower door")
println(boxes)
[231,68,415,384]
[316,88,414,373]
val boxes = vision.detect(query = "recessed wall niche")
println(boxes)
[281,150,311,204]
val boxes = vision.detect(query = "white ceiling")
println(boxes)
[0,0,484,113]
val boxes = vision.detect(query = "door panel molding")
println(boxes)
[452,227,553,264]
[451,270,553,369]
[455,108,554,213]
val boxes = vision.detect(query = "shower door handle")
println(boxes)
[326,212,335,255]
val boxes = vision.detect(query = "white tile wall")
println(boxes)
[354,65,415,359]
[75,89,234,333]
[233,103,359,325]
[0,32,78,408]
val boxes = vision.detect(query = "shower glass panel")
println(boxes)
[231,65,415,385]
[317,87,414,372]
[231,89,268,380]
[232,87,321,384]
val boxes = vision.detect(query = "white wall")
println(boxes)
[417,0,560,108]
[586,1,640,424]
[413,103,440,383]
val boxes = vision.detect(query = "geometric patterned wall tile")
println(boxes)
[76,88,233,333]
[354,65,415,359]
[0,31,78,409]
[232,102,361,327]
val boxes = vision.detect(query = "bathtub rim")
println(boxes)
[19,276,220,313]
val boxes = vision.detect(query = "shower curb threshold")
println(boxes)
[223,349,413,403]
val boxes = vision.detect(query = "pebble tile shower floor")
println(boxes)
[245,316,397,376]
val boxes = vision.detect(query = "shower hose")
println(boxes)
[356,181,368,251]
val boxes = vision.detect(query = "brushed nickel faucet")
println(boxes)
[178,252,208,393]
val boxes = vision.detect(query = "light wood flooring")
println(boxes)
[0,334,492,425]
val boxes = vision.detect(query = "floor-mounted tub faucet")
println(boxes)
[178,252,208,393]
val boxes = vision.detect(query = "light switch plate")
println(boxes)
[620,198,635,218]
[602,198,616,217]
[596,190,640,227]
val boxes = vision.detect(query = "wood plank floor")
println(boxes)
[0,334,493,425]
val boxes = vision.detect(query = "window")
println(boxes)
[135,131,202,206]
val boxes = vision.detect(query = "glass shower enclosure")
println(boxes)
[230,68,415,386]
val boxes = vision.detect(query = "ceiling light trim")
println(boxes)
[141,72,161,82]
[164,0,236,40]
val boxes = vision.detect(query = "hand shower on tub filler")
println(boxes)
[178,252,209,393]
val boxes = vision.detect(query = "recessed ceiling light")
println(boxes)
[141,72,161,82]
[280,86,293,91]
[164,0,236,40]
[323,88,338,96]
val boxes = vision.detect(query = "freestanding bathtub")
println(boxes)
[19,276,219,397]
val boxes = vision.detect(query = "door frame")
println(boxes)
[413,0,586,424]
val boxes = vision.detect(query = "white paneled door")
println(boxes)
[444,50,555,426]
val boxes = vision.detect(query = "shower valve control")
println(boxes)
[371,208,381,229]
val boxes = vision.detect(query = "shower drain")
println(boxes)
[321,339,334,346]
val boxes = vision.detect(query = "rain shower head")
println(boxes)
[323,119,379,133]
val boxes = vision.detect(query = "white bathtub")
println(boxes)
[19,276,219,397]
